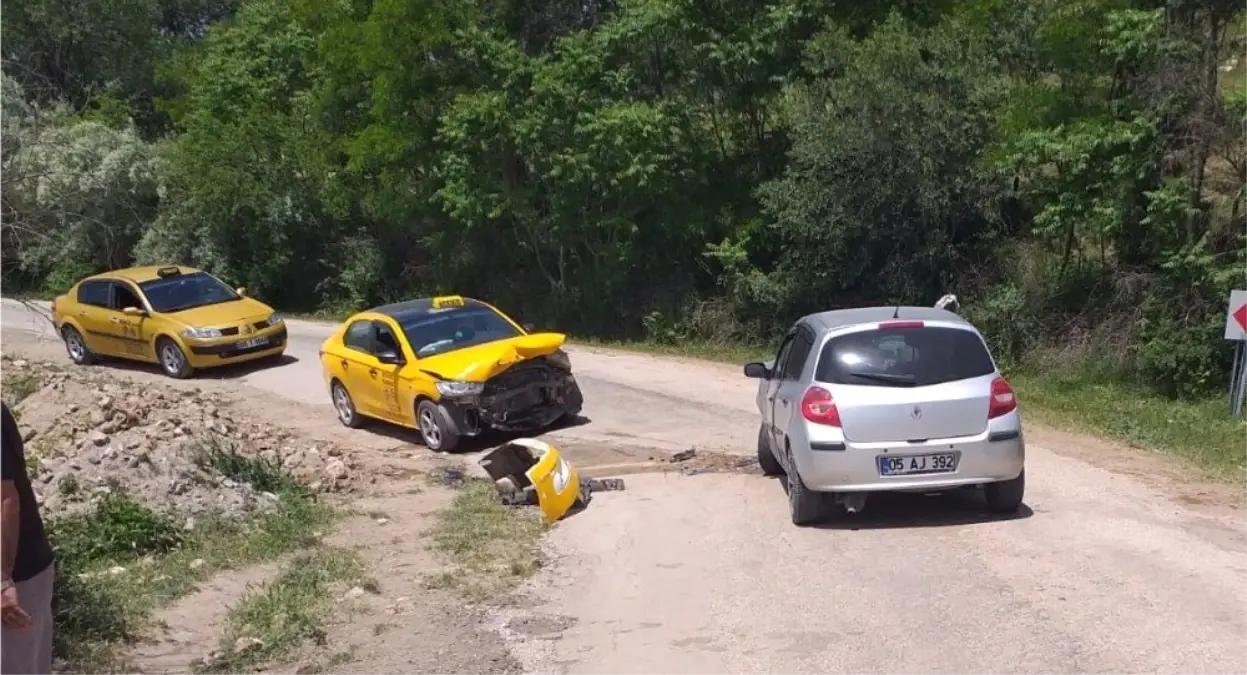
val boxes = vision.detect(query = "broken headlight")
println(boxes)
[436,380,484,397]
[547,349,572,370]
[552,458,572,493]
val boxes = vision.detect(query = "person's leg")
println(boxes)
[2,565,55,675]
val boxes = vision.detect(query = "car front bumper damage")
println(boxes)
[440,356,584,436]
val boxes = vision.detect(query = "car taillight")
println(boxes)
[988,376,1017,419]
[801,386,841,427]
[878,320,924,329]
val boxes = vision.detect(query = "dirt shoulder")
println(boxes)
[0,350,537,674]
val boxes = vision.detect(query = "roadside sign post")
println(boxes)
[1224,290,1247,418]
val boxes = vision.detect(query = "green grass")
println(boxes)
[47,461,334,672]
[577,338,1245,482]
[426,482,547,601]
[199,547,369,674]
[1010,371,1246,482]
[1,368,43,405]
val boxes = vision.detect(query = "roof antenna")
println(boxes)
[892,304,900,319]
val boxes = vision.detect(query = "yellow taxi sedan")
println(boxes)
[319,295,584,452]
[51,265,287,379]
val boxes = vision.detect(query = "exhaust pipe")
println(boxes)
[836,492,868,514]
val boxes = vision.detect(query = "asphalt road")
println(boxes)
[3,297,1244,674]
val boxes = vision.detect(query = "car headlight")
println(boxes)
[268,313,284,325]
[551,458,571,493]
[181,327,223,339]
[435,381,484,397]
[547,349,571,370]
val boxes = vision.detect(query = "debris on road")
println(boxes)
[670,448,697,463]
[480,438,586,522]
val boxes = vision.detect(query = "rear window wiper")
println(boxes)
[846,371,918,386]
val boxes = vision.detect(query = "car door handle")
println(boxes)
[109,317,121,324]
[340,359,349,369]
[369,368,378,378]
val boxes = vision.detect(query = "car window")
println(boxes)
[814,325,995,388]
[772,334,794,378]
[138,272,240,313]
[781,330,814,380]
[400,306,521,359]
[373,322,402,356]
[110,282,144,311]
[343,321,373,352]
[77,281,110,308]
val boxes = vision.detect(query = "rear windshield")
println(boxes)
[814,326,995,387]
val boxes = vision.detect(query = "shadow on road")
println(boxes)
[359,413,594,455]
[767,478,1035,530]
[85,353,298,380]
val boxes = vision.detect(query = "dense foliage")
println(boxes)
[3,0,1243,398]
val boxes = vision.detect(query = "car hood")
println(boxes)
[167,298,275,328]
[416,333,567,382]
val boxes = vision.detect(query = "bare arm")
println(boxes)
[1,480,18,581]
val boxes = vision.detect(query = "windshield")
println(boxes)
[139,272,241,313]
[400,306,522,358]
[814,325,995,388]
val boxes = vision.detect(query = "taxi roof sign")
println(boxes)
[431,295,465,309]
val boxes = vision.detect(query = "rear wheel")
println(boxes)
[756,426,783,476]
[157,338,194,379]
[331,380,364,428]
[62,326,97,365]
[784,446,825,526]
[984,469,1025,513]
[417,400,461,452]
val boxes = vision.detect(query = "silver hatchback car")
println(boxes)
[744,306,1025,525]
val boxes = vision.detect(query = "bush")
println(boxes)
[45,491,182,667]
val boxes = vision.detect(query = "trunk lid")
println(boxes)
[814,323,998,443]
[831,377,994,442]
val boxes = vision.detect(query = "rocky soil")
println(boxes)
[3,356,360,518]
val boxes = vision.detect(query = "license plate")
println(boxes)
[878,452,959,476]
[237,337,267,350]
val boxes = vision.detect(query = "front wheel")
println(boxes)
[156,337,194,379]
[417,400,461,452]
[984,469,1025,514]
[62,326,97,366]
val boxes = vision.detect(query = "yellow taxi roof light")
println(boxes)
[431,295,465,309]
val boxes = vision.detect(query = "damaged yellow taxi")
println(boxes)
[319,295,584,451]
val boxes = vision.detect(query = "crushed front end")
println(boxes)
[438,350,583,437]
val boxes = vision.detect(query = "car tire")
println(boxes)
[756,426,784,476]
[330,380,365,429]
[156,337,194,379]
[784,448,824,526]
[984,469,1025,514]
[62,326,97,366]
[417,399,461,452]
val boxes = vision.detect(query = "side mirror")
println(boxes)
[377,350,405,365]
[522,322,536,332]
[235,287,247,297]
[743,362,771,379]
[122,306,147,317]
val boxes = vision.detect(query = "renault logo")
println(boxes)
[242,325,253,335]
[910,405,922,420]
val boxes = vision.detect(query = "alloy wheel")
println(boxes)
[419,407,441,449]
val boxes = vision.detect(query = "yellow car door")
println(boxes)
[336,319,384,417]
[72,279,122,356]
[368,319,406,422]
[104,280,153,360]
